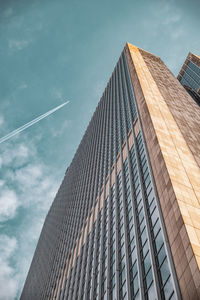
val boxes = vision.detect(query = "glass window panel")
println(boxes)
[130,237,135,250]
[127,196,131,207]
[149,200,156,215]
[138,209,144,224]
[142,160,147,171]
[189,61,200,76]
[144,169,149,180]
[133,274,139,295]
[146,183,152,196]
[134,290,140,300]
[122,267,126,283]
[140,218,145,232]
[151,206,158,225]
[160,258,170,286]
[144,252,151,274]
[142,240,148,258]
[112,285,116,299]
[186,67,200,84]
[128,209,132,221]
[132,261,137,277]
[141,228,147,246]
[136,190,142,202]
[147,283,156,300]
[168,291,176,300]
[155,230,163,253]
[134,177,139,189]
[112,264,115,274]
[131,248,137,264]
[121,244,125,258]
[153,218,160,236]
[122,286,127,298]
[129,217,134,228]
[145,173,151,187]
[147,188,154,204]
[158,244,166,266]
[146,267,153,289]
[163,276,174,300]
[121,225,125,236]
[112,275,115,286]
[130,227,134,241]
[137,199,143,211]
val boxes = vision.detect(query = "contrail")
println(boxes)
[0,101,69,144]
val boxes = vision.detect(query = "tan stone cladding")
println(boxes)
[126,43,200,299]
[143,50,200,170]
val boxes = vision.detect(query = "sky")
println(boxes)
[0,0,199,299]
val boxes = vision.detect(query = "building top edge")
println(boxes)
[126,42,161,60]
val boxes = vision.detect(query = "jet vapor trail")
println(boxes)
[0,101,69,144]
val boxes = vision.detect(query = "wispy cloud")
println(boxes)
[0,235,18,300]
[0,143,30,169]
[51,88,64,101]
[141,0,183,40]
[8,39,32,51]
[3,7,13,18]
[0,115,4,126]
[0,132,59,298]
[18,83,28,90]
[171,27,184,39]
[51,119,72,137]
[0,189,18,222]
[162,13,181,25]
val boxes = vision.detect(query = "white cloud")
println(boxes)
[171,27,184,39]
[0,235,17,261]
[0,143,30,169]
[8,39,31,51]
[51,88,64,101]
[18,144,29,158]
[14,215,46,298]
[9,161,57,209]
[14,164,42,187]
[0,180,4,187]
[0,115,4,126]
[19,83,28,90]
[3,7,13,18]
[142,0,183,42]
[51,119,72,137]
[0,189,19,222]
[162,13,181,25]
[0,235,18,300]
[0,136,59,298]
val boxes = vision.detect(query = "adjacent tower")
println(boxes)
[21,43,200,300]
[177,52,200,106]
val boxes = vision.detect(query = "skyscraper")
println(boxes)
[177,52,200,106]
[21,43,200,300]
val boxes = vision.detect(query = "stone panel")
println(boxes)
[126,43,200,299]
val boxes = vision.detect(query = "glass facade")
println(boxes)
[179,57,200,106]
[180,61,200,92]
[21,48,181,300]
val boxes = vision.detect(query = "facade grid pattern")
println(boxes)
[21,45,190,300]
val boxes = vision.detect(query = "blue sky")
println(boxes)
[0,0,199,299]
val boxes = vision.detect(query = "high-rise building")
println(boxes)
[177,52,200,106]
[21,43,200,300]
